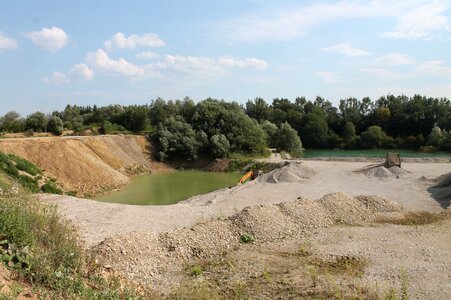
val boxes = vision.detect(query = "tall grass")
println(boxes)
[0,175,147,299]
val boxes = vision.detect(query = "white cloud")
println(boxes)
[0,33,18,50]
[218,57,268,69]
[362,68,415,80]
[69,64,94,80]
[153,55,269,79]
[24,27,68,52]
[315,71,339,83]
[42,71,70,85]
[323,43,372,57]
[104,32,165,50]
[373,52,416,66]
[382,2,451,39]
[42,63,94,85]
[135,51,159,60]
[223,1,450,42]
[414,60,451,76]
[86,49,145,77]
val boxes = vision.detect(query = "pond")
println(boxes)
[95,171,241,205]
[301,149,451,158]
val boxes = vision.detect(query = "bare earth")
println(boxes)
[40,160,450,299]
[42,160,449,246]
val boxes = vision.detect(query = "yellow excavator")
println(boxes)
[237,170,254,184]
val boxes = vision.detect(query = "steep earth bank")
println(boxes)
[0,135,169,195]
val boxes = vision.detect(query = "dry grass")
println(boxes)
[170,243,379,299]
[375,211,448,226]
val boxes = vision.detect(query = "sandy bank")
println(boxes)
[0,135,169,195]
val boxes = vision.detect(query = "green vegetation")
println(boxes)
[239,234,254,244]
[41,181,63,195]
[1,94,450,158]
[0,174,148,299]
[0,152,63,195]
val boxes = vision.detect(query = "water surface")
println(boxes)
[302,149,450,158]
[95,171,241,205]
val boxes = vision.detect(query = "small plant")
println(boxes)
[190,265,203,276]
[240,234,254,244]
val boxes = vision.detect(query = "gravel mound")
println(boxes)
[355,164,408,179]
[230,205,298,241]
[428,172,451,207]
[93,192,405,288]
[259,162,317,183]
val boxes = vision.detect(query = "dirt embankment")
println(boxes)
[0,135,170,195]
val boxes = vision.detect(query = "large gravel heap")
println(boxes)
[259,162,317,183]
[94,192,404,288]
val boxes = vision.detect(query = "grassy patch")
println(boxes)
[170,243,381,300]
[0,175,149,299]
[41,181,63,195]
[375,211,446,226]
[6,154,41,176]
[239,234,254,244]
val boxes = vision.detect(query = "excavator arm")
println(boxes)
[237,171,253,184]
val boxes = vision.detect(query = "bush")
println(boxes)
[17,175,40,193]
[41,182,63,195]
[99,121,127,134]
[240,234,254,244]
[47,116,64,136]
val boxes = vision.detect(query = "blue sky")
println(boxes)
[1,0,450,115]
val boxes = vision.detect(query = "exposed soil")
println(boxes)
[0,135,170,195]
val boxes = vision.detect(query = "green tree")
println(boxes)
[428,125,444,147]
[261,120,278,147]
[246,97,269,121]
[47,116,64,135]
[342,122,357,148]
[157,116,203,161]
[210,134,230,158]
[300,112,329,148]
[0,111,24,132]
[274,122,303,156]
[26,112,48,132]
[360,126,387,148]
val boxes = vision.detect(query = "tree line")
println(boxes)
[0,94,450,160]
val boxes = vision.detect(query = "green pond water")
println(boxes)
[95,171,241,205]
[302,149,450,158]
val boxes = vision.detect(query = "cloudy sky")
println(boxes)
[1,0,450,115]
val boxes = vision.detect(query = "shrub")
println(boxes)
[47,116,64,136]
[41,182,63,195]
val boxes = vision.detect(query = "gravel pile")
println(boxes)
[355,164,408,179]
[428,172,451,207]
[93,192,405,288]
[259,162,317,183]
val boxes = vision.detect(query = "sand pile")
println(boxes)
[259,162,317,183]
[355,163,408,179]
[93,192,405,287]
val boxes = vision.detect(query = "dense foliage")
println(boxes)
[1,94,450,158]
